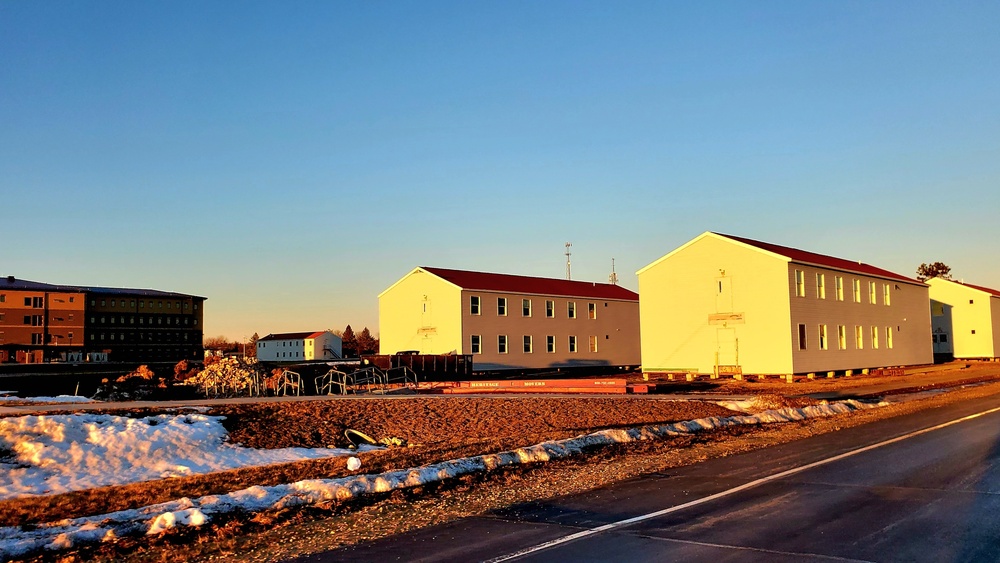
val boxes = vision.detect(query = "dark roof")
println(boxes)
[950,280,1000,298]
[421,267,639,301]
[0,276,206,299]
[260,331,329,341]
[714,234,921,285]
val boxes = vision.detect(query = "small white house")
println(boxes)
[256,331,342,362]
[927,278,1000,360]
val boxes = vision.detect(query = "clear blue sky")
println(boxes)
[3,1,998,341]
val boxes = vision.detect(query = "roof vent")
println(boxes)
[6,276,13,283]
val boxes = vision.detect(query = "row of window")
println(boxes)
[89,315,197,326]
[88,331,191,342]
[91,298,197,311]
[797,324,894,351]
[257,340,304,347]
[794,271,893,306]
[470,334,602,354]
[470,296,600,319]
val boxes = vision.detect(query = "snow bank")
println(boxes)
[0,413,362,500]
[0,396,96,404]
[0,399,882,559]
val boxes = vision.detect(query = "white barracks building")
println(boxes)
[256,331,342,362]
[927,278,1000,360]
[638,232,933,376]
[379,267,641,371]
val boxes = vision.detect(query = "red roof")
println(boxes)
[953,280,1000,298]
[421,267,638,301]
[715,233,922,285]
[260,331,327,341]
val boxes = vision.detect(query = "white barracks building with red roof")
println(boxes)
[256,330,343,362]
[637,232,933,377]
[378,267,640,371]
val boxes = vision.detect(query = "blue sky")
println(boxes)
[3,1,998,341]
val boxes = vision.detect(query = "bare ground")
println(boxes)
[6,362,1000,562]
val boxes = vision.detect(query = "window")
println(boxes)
[470,296,480,315]
[816,274,826,299]
[569,335,577,353]
[498,335,508,354]
[970,299,975,305]
[883,284,891,306]
[111,300,116,307]
[853,279,861,303]
[24,297,31,306]
[972,329,977,335]
[798,324,807,350]
[835,277,844,301]
[819,325,828,350]
[101,299,106,306]
[497,298,507,316]
[167,302,171,309]
[940,334,949,343]
[546,335,555,353]
[130,300,135,307]
[838,325,847,350]
[140,301,144,309]
[545,300,555,318]
[0,295,4,303]
[871,326,879,349]
[588,303,597,319]
[32,333,43,345]
[856,326,864,349]
[795,270,805,297]
[523,335,533,353]
[869,282,877,304]
[568,302,576,318]
[522,299,532,317]
[69,297,75,303]
[589,335,598,352]
[886,327,893,349]
[471,335,481,354]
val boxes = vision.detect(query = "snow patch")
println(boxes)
[0,413,366,500]
[0,399,883,559]
[0,396,97,404]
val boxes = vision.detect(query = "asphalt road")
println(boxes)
[292,391,1000,563]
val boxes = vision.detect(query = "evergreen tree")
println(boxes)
[357,327,376,355]
[342,325,357,357]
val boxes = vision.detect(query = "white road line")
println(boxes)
[484,404,1000,562]
[641,535,876,562]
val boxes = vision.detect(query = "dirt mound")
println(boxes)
[214,397,740,450]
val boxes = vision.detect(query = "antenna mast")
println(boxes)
[565,242,572,280]
[609,258,618,285]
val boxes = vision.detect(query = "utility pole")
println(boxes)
[565,242,573,280]
[609,258,618,285]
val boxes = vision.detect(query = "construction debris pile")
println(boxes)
[183,357,276,398]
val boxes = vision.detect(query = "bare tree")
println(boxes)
[916,262,952,282]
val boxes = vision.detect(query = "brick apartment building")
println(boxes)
[0,276,205,364]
